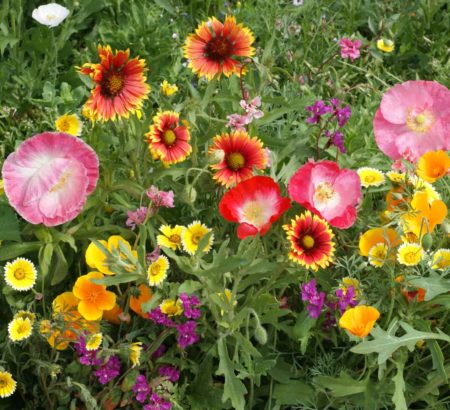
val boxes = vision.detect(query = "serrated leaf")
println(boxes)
[409,273,450,300]
[392,358,407,410]
[216,337,247,410]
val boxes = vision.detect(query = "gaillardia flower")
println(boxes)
[184,16,255,80]
[0,371,16,398]
[373,80,450,162]
[288,160,361,229]
[78,45,150,122]
[209,130,267,187]
[145,111,192,165]
[55,114,82,136]
[339,305,380,338]
[4,258,37,291]
[219,176,290,239]
[73,272,116,321]
[284,211,335,271]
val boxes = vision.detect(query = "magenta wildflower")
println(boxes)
[335,286,358,314]
[158,365,180,383]
[339,38,362,61]
[148,307,176,327]
[132,374,152,403]
[147,246,161,263]
[226,113,249,131]
[179,293,201,319]
[306,100,332,124]
[301,279,326,319]
[177,321,199,349]
[151,344,167,359]
[144,393,172,410]
[94,355,121,385]
[74,336,102,366]
[126,206,148,230]
[147,186,175,209]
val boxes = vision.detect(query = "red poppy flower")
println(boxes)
[283,211,335,271]
[145,111,192,165]
[78,45,150,122]
[183,16,255,80]
[209,130,267,187]
[219,176,291,239]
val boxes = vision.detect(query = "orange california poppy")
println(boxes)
[145,111,192,165]
[184,16,255,80]
[400,191,447,237]
[209,130,267,188]
[129,284,153,318]
[102,304,124,325]
[359,227,401,256]
[339,305,380,338]
[72,272,116,321]
[416,150,450,183]
[78,45,150,122]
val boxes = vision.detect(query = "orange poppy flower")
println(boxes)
[416,150,450,183]
[359,227,401,256]
[339,305,380,338]
[129,284,153,318]
[78,45,150,122]
[73,272,116,321]
[400,191,447,237]
[183,16,255,80]
[102,304,124,325]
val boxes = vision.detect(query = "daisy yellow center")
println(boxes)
[169,234,180,243]
[404,251,418,264]
[0,377,6,388]
[17,322,29,335]
[59,119,71,132]
[191,233,203,245]
[364,175,375,183]
[242,201,265,227]
[314,182,335,202]
[227,152,245,170]
[149,262,162,276]
[205,37,233,60]
[406,109,434,133]
[13,268,26,280]
[162,129,177,146]
[50,170,70,192]
[302,235,315,249]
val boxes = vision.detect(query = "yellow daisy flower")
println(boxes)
[86,333,103,351]
[386,171,406,184]
[157,225,185,251]
[55,113,83,136]
[160,299,183,316]
[181,221,214,255]
[4,258,37,291]
[8,317,33,342]
[410,176,441,202]
[431,249,450,270]
[130,342,142,367]
[368,243,388,267]
[357,167,385,187]
[14,311,36,325]
[39,320,52,335]
[377,39,395,53]
[397,243,423,266]
[340,277,360,296]
[0,370,17,398]
[147,255,169,286]
[160,80,178,96]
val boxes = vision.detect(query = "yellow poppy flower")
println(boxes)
[181,221,214,255]
[377,39,395,53]
[55,113,83,136]
[339,305,380,338]
[0,371,17,398]
[147,256,169,286]
[160,80,178,96]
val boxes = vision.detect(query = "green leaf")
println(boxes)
[351,322,450,365]
[392,356,407,410]
[216,337,247,410]
[201,256,248,276]
[39,243,54,277]
[0,242,41,261]
[92,273,142,286]
[0,204,21,242]
[50,245,69,286]
[273,379,314,405]
[409,273,450,300]
[0,35,19,55]
[315,372,366,397]
[153,0,175,15]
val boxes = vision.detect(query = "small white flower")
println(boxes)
[172,32,178,39]
[32,3,69,27]
[293,0,304,5]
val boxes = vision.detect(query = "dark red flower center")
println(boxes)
[101,71,124,97]
[226,152,245,170]
[205,36,233,61]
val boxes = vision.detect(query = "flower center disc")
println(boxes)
[103,72,124,96]
[227,152,245,170]
[191,234,202,245]
[406,109,434,133]
[314,182,335,202]
[169,234,180,243]
[14,268,26,280]
[205,37,233,61]
[162,130,177,146]
[302,235,315,249]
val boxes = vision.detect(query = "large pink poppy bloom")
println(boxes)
[2,132,99,226]
[219,176,291,239]
[288,160,361,229]
[374,80,450,162]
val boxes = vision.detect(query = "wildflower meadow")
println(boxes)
[1,0,450,409]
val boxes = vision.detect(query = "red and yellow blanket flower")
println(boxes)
[145,111,192,166]
[72,272,116,321]
[283,211,335,271]
[78,45,150,122]
[219,176,290,239]
[184,15,255,80]
[209,130,267,187]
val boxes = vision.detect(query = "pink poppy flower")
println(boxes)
[374,81,450,162]
[2,132,99,226]
[288,160,361,229]
[339,38,361,61]
[219,176,291,239]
